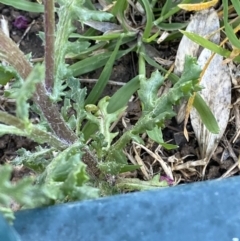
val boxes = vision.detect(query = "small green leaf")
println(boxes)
[66,40,91,56]
[12,147,53,173]
[15,64,44,122]
[147,127,178,150]
[119,165,141,173]
[116,174,169,192]
[193,93,220,134]
[86,96,126,149]
[0,65,16,85]
[138,70,165,112]
[74,6,113,22]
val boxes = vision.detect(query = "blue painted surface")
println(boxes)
[13,176,240,241]
[0,215,21,241]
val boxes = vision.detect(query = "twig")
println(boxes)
[79,78,125,86]
[17,20,35,46]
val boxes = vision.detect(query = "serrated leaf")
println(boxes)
[138,70,165,112]
[108,56,201,170]
[0,165,52,222]
[40,142,99,201]
[66,40,91,56]
[74,6,113,22]
[90,133,108,159]
[87,96,126,149]
[99,149,128,175]
[0,65,16,85]
[190,50,231,162]
[0,124,26,137]
[12,147,54,173]
[15,64,44,122]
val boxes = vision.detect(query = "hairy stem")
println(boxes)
[0,29,77,144]
[34,83,78,144]
[0,29,100,177]
[44,0,55,93]
[0,111,67,150]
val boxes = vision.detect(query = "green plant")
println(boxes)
[180,0,240,62]
[0,0,216,221]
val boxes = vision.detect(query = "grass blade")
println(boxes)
[107,75,140,113]
[85,35,123,105]
[180,30,240,63]
[193,93,219,134]
[231,0,240,16]
[0,0,44,12]
[141,0,153,39]
[223,0,240,48]
[69,47,134,77]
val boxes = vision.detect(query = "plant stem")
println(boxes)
[0,111,67,150]
[0,29,77,144]
[44,0,55,93]
[0,29,100,177]
[34,84,78,144]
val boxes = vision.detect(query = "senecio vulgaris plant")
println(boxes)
[0,0,203,221]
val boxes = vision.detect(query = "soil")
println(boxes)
[0,3,239,190]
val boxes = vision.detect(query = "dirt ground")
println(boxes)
[0,3,239,186]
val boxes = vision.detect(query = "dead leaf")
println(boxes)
[190,49,231,165]
[174,8,220,76]
[174,9,220,125]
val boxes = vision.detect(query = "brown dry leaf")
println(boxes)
[174,8,220,76]
[190,49,231,165]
